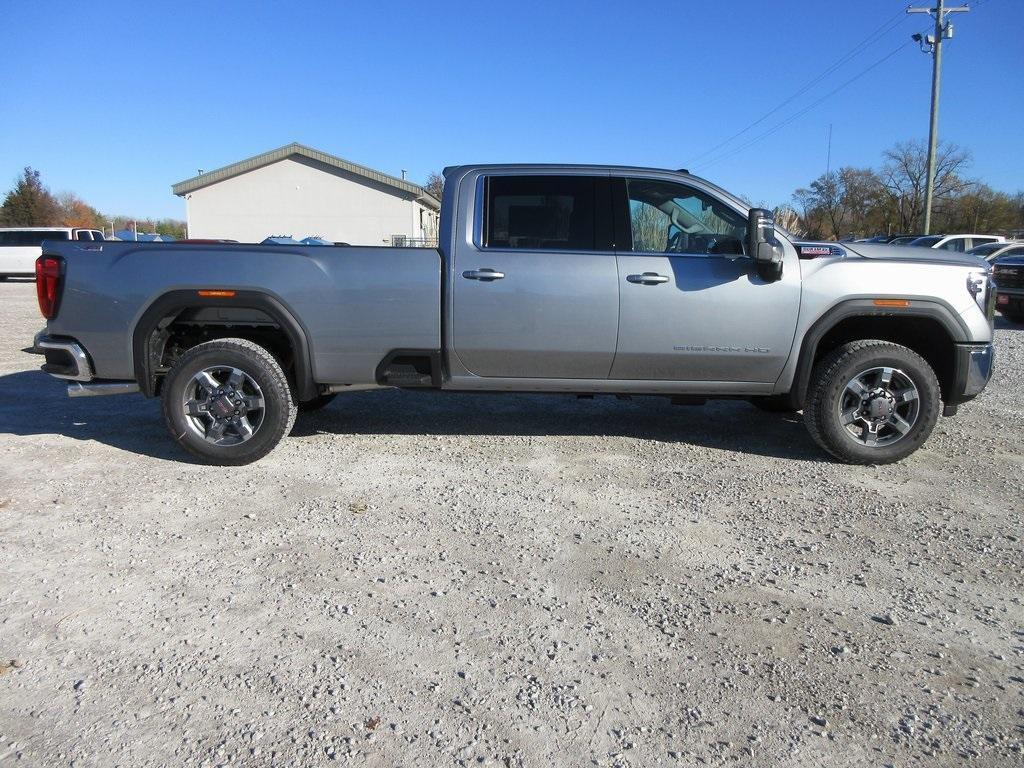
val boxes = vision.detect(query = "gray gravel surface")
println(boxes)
[0,279,1021,767]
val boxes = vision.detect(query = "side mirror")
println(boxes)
[747,208,784,282]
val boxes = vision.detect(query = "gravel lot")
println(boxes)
[0,278,1021,767]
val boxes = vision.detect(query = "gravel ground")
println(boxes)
[0,278,1021,767]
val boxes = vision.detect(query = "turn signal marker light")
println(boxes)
[873,299,910,308]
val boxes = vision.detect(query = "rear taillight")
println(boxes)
[35,256,63,319]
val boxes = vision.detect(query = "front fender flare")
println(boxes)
[787,298,969,408]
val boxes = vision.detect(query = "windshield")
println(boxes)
[910,236,941,248]
[967,243,1001,256]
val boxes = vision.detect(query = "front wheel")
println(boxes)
[161,338,297,465]
[804,340,940,464]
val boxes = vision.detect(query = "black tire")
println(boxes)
[298,393,337,412]
[804,340,940,465]
[750,395,798,413]
[161,338,297,465]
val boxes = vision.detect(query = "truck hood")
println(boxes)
[840,241,989,269]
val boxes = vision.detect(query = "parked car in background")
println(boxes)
[908,234,1005,252]
[0,227,104,279]
[967,241,1024,263]
[857,234,912,244]
[992,254,1024,323]
[888,235,922,246]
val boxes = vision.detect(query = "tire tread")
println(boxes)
[804,339,940,464]
[161,337,296,465]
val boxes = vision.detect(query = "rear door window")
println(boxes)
[75,230,93,240]
[938,237,966,252]
[483,175,598,251]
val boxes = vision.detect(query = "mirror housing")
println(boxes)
[747,208,784,282]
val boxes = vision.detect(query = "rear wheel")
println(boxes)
[804,340,940,464]
[161,338,296,465]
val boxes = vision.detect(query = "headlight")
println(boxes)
[966,270,993,318]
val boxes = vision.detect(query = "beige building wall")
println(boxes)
[184,156,437,244]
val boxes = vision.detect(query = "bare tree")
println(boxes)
[424,171,444,201]
[880,140,970,232]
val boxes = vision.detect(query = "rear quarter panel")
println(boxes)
[44,242,441,383]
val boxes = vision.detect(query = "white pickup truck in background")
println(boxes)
[0,227,105,279]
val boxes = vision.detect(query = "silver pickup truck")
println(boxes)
[31,164,995,465]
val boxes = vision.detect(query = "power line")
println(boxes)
[685,8,911,166]
[694,39,913,172]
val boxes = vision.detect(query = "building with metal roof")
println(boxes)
[172,143,440,246]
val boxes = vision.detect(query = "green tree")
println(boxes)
[0,167,62,226]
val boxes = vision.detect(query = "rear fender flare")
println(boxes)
[132,289,317,400]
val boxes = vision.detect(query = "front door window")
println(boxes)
[625,179,747,256]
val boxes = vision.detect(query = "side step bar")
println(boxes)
[67,381,141,398]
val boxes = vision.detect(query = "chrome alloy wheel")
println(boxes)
[839,366,920,447]
[182,366,265,446]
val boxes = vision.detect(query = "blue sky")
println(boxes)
[2,0,1021,219]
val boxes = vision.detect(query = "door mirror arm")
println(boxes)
[747,208,784,282]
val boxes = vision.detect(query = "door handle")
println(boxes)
[463,269,505,281]
[627,272,670,284]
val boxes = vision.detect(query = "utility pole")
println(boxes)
[907,0,969,234]
[825,123,833,177]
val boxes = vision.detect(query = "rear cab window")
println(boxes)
[482,175,603,251]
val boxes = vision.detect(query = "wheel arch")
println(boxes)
[132,289,318,401]
[788,299,968,409]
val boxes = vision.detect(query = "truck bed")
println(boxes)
[43,241,442,384]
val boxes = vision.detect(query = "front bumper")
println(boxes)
[948,342,994,407]
[31,331,94,381]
